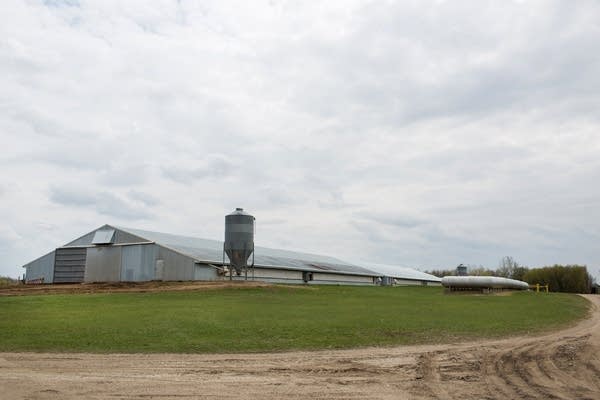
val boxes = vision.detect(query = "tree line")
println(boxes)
[427,256,596,294]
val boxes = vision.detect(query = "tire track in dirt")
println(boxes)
[2,295,599,399]
[480,295,600,400]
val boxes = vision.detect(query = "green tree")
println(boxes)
[523,265,592,293]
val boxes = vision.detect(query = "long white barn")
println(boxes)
[22,225,441,286]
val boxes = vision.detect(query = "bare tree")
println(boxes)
[468,265,494,276]
[496,256,528,280]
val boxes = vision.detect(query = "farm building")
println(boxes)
[366,262,446,286]
[22,224,441,286]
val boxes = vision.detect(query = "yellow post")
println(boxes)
[536,283,540,293]
[545,284,549,293]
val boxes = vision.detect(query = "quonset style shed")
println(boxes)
[22,225,441,286]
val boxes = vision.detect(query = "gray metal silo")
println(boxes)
[223,208,255,279]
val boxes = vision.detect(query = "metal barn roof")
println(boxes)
[359,262,441,282]
[113,226,440,282]
[115,226,379,277]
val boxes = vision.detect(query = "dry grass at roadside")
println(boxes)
[0,276,20,288]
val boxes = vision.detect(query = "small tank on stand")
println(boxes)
[223,208,255,280]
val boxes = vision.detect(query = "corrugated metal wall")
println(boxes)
[53,248,87,283]
[23,251,55,283]
[157,246,196,281]
[84,246,121,282]
[194,263,219,280]
[121,244,158,281]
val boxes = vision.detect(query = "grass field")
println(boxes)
[0,286,589,353]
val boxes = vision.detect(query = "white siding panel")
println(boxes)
[231,269,374,285]
[313,272,374,284]
[253,268,303,280]
[394,279,426,286]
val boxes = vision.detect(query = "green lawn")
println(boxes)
[0,286,589,353]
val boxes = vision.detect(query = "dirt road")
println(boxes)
[2,295,599,399]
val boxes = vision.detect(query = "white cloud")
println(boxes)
[49,186,154,220]
[1,0,600,279]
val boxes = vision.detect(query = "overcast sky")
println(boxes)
[1,0,599,279]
